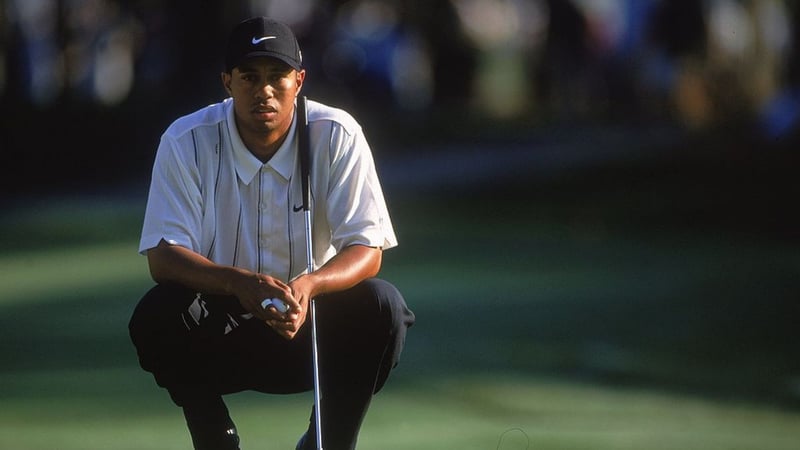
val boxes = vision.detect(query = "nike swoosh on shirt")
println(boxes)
[252,36,277,44]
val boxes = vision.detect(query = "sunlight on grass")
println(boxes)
[356,375,800,450]
[0,242,148,306]
[3,370,798,450]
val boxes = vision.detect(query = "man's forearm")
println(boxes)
[148,240,382,301]
[146,239,248,295]
[302,244,382,298]
[147,239,298,323]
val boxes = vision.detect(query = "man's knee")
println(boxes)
[362,278,415,332]
[345,279,414,392]
[128,283,201,383]
[129,283,194,345]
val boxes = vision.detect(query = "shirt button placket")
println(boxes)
[260,168,270,248]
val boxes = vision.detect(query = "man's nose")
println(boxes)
[255,82,273,100]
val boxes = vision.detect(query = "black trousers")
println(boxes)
[129,278,414,450]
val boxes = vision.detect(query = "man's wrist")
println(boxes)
[221,266,250,297]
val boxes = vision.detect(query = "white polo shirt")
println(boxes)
[140,98,397,283]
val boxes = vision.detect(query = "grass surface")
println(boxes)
[1,142,799,449]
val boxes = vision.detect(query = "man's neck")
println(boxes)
[235,121,290,163]
[243,132,287,162]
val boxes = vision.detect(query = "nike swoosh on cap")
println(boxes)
[252,36,277,44]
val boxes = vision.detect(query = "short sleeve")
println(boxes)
[324,124,397,252]
[139,133,204,254]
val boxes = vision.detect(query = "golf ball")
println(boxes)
[261,298,289,314]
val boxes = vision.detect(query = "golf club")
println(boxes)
[259,96,321,449]
[298,96,324,450]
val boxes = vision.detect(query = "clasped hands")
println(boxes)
[235,273,312,340]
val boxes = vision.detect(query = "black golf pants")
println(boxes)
[128,278,414,450]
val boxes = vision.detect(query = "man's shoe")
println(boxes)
[295,431,312,450]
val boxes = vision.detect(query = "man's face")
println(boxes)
[222,57,305,139]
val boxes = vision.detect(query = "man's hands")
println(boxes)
[231,245,382,339]
[231,272,309,340]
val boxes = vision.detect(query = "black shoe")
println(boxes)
[183,399,240,450]
[189,426,240,450]
[295,431,312,450]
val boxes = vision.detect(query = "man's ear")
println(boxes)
[221,72,232,95]
[295,69,306,96]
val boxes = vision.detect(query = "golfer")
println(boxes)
[128,17,414,450]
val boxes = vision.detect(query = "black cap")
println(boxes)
[225,17,302,72]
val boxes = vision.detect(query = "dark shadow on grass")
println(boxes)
[382,136,800,409]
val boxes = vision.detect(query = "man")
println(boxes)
[129,17,414,450]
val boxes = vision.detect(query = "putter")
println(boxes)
[298,96,324,450]
[259,97,321,449]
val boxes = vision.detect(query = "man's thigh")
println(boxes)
[130,284,314,400]
[219,314,314,395]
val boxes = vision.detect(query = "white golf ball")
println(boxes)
[261,298,289,314]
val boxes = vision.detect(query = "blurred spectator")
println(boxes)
[8,0,62,106]
[538,0,594,119]
[65,0,143,105]
[451,0,546,119]
[404,0,477,112]
[761,1,800,139]
[0,0,8,96]
[705,0,792,123]
[642,0,709,127]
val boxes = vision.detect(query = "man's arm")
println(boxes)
[294,244,382,299]
[146,239,381,340]
[146,239,296,322]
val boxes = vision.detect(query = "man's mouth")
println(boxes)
[253,105,277,120]
[253,104,277,113]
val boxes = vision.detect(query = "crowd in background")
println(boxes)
[2,0,799,133]
[1,0,800,195]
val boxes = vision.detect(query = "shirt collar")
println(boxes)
[226,98,297,185]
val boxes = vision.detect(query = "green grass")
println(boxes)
[2,366,800,449]
[2,152,800,450]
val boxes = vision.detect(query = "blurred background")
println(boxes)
[2,0,800,192]
[1,1,799,449]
